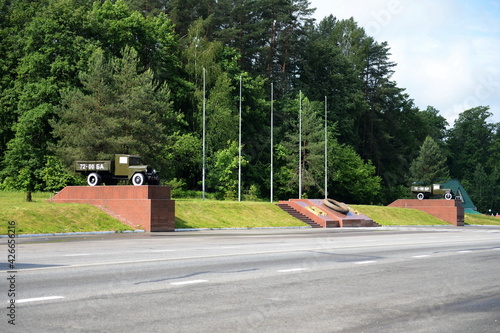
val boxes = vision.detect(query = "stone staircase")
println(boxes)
[277,203,322,228]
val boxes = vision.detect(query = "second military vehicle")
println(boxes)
[75,154,160,186]
[411,183,454,200]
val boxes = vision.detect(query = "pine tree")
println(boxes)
[52,47,174,169]
[409,136,449,185]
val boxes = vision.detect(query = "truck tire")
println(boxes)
[417,192,425,200]
[132,173,145,186]
[444,192,453,200]
[87,173,101,186]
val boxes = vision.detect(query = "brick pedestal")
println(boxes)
[49,186,175,231]
[388,199,464,226]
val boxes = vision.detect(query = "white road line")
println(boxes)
[458,250,472,253]
[278,268,308,273]
[170,280,208,286]
[412,255,431,258]
[63,254,90,257]
[16,296,65,304]
[354,261,377,265]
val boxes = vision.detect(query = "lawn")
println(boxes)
[1,191,499,235]
[352,205,450,226]
[0,191,134,234]
[175,199,307,229]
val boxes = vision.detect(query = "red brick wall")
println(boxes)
[49,186,175,231]
[388,199,464,226]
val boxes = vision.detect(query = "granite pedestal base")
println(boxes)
[50,186,175,231]
[389,199,464,226]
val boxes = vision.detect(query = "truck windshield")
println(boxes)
[129,157,141,165]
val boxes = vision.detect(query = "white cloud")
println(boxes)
[308,0,500,126]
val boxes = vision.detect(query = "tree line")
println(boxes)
[0,0,499,213]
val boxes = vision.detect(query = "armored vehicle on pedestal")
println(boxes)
[75,154,160,186]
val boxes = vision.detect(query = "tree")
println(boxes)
[281,95,326,198]
[52,47,177,173]
[418,106,448,142]
[207,141,248,200]
[409,136,449,185]
[462,164,499,214]
[213,0,315,96]
[329,139,382,204]
[447,106,495,182]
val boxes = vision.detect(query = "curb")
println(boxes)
[175,226,312,232]
[0,230,145,238]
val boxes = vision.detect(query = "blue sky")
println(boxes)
[308,0,500,126]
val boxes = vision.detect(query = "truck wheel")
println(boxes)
[87,173,101,186]
[132,173,145,186]
[417,193,425,200]
[444,193,453,200]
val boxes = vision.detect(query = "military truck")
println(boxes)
[411,183,454,200]
[75,154,160,186]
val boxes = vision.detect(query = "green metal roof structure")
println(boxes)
[441,179,477,213]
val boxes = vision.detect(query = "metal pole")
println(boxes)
[202,68,206,201]
[238,76,242,202]
[324,96,328,199]
[299,90,302,199]
[270,83,274,203]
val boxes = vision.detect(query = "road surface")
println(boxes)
[1,226,499,332]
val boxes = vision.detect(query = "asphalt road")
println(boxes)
[1,226,500,332]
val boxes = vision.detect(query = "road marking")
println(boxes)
[412,255,430,258]
[64,254,90,257]
[16,296,65,304]
[278,268,308,273]
[354,261,377,265]
[170,280,208,286]
[458,250,472,253]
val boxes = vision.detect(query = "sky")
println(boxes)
[308,0,500,127]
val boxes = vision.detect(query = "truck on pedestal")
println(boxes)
[75,154,160,186]
[411,183,454,200]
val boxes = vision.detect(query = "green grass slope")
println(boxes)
[175,200,307,229]
[351,205,449,225]
[0,192,134,234]
[2,191,499,235]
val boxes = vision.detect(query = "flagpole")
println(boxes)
[299,90,302,199]
[202,68,206,201]
[238,76,242,202]
[270,83,274,203]
[324,96,328,199]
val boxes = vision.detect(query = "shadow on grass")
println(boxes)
[175,217,194,229]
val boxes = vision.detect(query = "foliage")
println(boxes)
[208,141,248,200]
[40,156,81,192]
[409,136,450,185]
[52,46,177,173]
[1,0,498,207]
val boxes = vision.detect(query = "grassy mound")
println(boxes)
[175,200,306,229]
[352,205,449,226]
[464,213,500,225]
[0,192,134,234]
[2,191,499,235]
